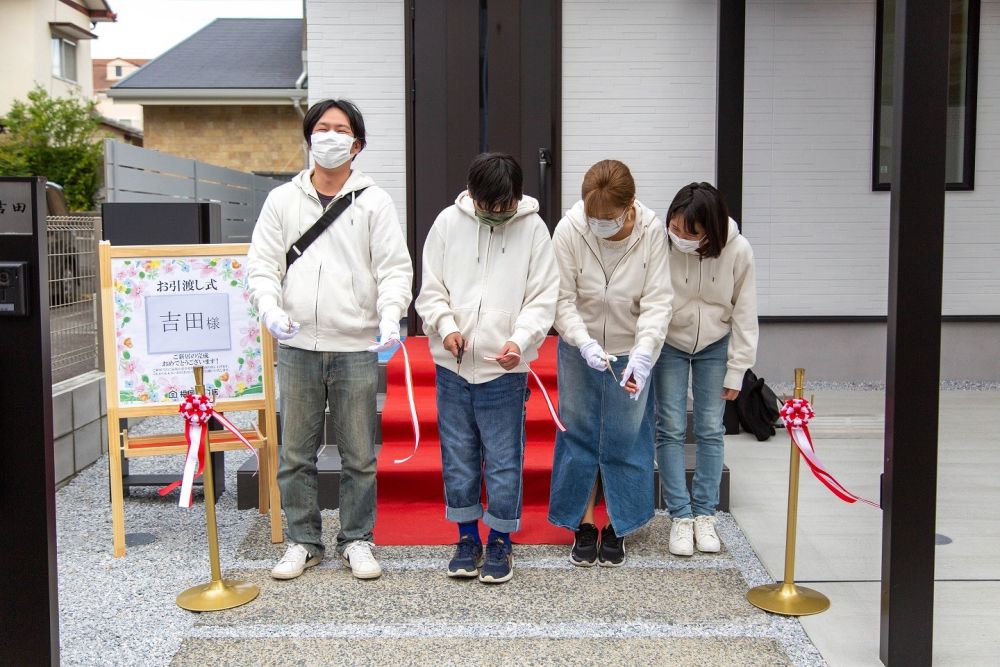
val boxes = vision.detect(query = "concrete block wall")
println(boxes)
[52,372,108,487]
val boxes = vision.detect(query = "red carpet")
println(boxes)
[374,336,606,545]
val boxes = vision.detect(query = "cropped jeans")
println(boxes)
[435,366,530,533]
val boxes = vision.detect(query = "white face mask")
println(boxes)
[669,230,703,255]
[310,131,355,169]
[588,217,624,239]
[587,205,630,239]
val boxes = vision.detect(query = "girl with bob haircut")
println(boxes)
[651,182,758,557]
[548,159,673,567]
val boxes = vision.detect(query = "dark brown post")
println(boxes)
[880,1,951,664]
[716,0,745,225]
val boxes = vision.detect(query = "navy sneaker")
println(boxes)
[569,523,599,567]
[478,537,513,584]
[598,523,626,567]
[447,535,483,578]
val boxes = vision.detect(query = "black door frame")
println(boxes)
[405,0,561,334]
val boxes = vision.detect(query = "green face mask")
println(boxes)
[474,208,517,227]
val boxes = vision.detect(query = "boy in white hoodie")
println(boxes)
[248,99,412,581]
[415,153,558,584]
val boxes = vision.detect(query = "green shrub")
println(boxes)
[0,86,103,211]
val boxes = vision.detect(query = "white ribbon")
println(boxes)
[178,421,203,508]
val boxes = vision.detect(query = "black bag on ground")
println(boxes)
[735,369,781,441]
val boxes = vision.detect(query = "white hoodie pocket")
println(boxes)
[317,266,365,334]
[282,264,320,326]
[475,308,513,359]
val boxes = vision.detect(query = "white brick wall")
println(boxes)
[307,0,1000,316]
[745,0,1000,316]
[561,0,719,216]
[307,1,407,229]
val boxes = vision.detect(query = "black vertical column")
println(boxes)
[0,177,58,665]
[716,0,745,225]
[880,2,950,665]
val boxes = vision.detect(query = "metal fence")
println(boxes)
[48,215,101,384]
[103,139,286,243]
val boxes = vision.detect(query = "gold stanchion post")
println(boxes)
[746,368,830,616]
[176,366,260,612]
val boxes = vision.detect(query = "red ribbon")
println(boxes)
[159,393,258,508]
[781,398,880,509]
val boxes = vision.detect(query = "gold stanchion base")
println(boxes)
[747,582,830,616]
[176,578,259,612]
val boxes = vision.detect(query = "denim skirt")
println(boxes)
[548,338,655,536]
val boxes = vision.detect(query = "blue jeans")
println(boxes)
[548,339,654,537]
[277,346,378,557]
[435,367,529,533]
[651,335,729,518]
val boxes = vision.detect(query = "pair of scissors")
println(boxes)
[456,340,465,372]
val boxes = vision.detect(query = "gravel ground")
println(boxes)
[55,412,826,667]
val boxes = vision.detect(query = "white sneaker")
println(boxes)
[669,518,695,557]
[342,540,383,579]
[694,515,721,553]
[271,543,322,580]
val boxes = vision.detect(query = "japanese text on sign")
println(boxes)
[145,293,232,354]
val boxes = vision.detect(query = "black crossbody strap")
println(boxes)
[285,187,368,270]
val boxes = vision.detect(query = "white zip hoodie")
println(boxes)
[415,192,558,384]
[247,168,413,352]
[553,200,673,359]
[666,218,758,390]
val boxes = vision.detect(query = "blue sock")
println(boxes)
[487,528,511,548]
[458,521,481,544]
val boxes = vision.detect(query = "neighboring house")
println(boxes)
[0,0,116,115]
[93,57,148,131]
[97,116,142,147]
[305,0,1000,383]
[108,18,308,176]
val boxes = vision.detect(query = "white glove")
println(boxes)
[261,306,300,341]
[580,339,617,372]
[620,350,653,400]
[367,318,401,353]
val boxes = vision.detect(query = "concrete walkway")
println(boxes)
[725,390,1000,666]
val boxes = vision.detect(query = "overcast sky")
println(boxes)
[92,0,303,59]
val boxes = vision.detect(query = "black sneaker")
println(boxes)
[447,535,483,578]
[598,524,625,567]
[478,537,513,584]
[569,523,599,567]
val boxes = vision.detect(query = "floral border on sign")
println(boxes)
[112,256,261,406]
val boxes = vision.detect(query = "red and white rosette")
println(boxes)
[781,398,880,509]
[159,393,259,508]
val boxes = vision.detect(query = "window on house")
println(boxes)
[873,0,980,190]
[51,37,78,82]
[115,65,123,78]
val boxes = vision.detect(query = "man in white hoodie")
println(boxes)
[415,153,558,584]
[247,99,412,581]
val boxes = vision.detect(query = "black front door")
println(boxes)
[406,0,561,332]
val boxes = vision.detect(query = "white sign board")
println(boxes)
[110,255,262,407]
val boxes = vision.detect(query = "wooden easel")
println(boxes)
[99,242,282,557]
